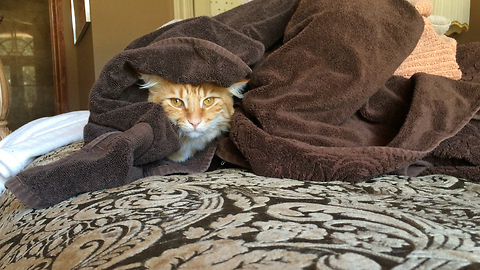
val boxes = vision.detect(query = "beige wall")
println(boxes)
[90,0,175,79]
[452,1,480,44]
[61,0,80,111]
[62,0,174,110]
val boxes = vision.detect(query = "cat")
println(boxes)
[139,74,247,162]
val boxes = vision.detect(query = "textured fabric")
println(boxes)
[394,0,462,79]
[220,0,480,182]
[5,123,155,208]
[1,144,480,269]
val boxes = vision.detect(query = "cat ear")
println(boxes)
[138,73,155,89]
[138,73,168,90]
[228,79,249,99]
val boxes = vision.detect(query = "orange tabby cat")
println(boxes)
[139,74,247,162]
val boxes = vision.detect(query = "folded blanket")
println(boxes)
[5,0,480,209]
[0,111,89,193]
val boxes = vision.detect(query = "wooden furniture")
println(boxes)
[0,58,11,140]
[0,12,11,140]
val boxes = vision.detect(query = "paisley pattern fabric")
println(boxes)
[1,143,480,269]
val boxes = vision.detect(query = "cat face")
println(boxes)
[140,74,244,140]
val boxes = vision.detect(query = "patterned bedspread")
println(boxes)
[1,143,480,269]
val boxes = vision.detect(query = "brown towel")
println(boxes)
[83,0,300,164]
[6,123,155,208]
[218,0,480,182]
[420,41,480,178]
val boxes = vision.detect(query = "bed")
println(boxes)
[1,142,480,269]
[1,0,480,269]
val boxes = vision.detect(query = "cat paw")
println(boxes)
[167,151,191,163]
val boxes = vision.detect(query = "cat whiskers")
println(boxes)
[209,118,231,133]
[139,73,247,162]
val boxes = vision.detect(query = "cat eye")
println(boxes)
[203,97,215,107]
[170,98,184,107]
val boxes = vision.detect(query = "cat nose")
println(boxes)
[188,119,202,129]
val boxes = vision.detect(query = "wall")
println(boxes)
[61,0,175,110]
[90,0,175,79]
[451,0,480,44]
[61,0,80,111]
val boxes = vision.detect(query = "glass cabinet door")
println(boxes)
[0,0,56,131]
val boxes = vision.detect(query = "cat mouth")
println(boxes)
[185,130,204,138]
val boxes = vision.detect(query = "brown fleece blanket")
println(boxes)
[6,0,480,209]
